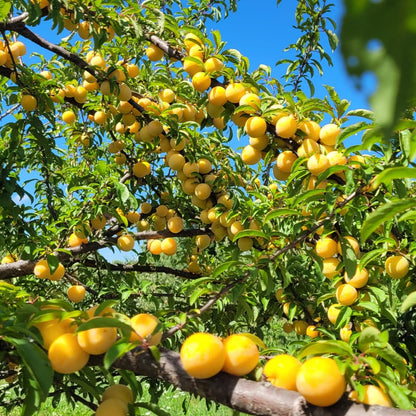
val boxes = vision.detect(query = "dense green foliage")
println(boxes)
[0,1,415,415]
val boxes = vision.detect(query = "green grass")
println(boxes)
[1,384,248,416]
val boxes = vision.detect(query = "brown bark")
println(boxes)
[0,228,211,280]
[89,347,416,416]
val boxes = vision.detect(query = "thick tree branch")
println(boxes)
[0,228,211,279]
[0,13,29,31]
[11,25,96,76]
[89,347,415,416]
[81,259,200,280]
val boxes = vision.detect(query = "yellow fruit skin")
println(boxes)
[67,285,86,303]
[221,334,259,376]
[180,333,225,379]
[117,234,135,251]
[102,384,134,404]
[349,384,392,407]
[296,357,345,407]
[129,313,162,346]
[336,283,358,306]
[263,354,301,391]
[385,255,409,279]
[48,333,89,374]
[77,323,117,355]
[95,398,128,416]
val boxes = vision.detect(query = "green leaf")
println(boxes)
[400,291,416,313]
[360,356,381,374]
[4,336,53,401]
[297,340,354,359]
[338,236,357,279]
[46,254,60,275]
[336,121,370,146]
[399,129,416,162]
[373,167,416,187]
[345,109,375,120]
[114,181,131,205]
[104,341,137,369]
[358,326,381,352]
[379,376,413,410]
[359,248,386,268]
[76,317,132,333]
[189,287,212,305]
[361,198,416,243]
[367,344,407,380]
[326,29,339,51]
[264,209,299,223]
[149,345,161,362]
[212,260,242,279]
[0,1,11,21]
[233,229,268,240]
[341,0,416,134]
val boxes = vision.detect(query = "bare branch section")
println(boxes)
[146,34,184,61]
[0,228,210,279]
[89,347,414,416]
[0,13,29,30]
[13,25,94,74]
[81,259,200,280]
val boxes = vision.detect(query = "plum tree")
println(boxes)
[0,1,415,415]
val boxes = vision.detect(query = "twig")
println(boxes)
[162,278,242,340]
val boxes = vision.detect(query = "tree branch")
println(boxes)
[89,347,415,416]
[81,259,201,280]
[162,278,241,340]
[11,25,96,76]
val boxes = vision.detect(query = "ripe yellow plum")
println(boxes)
[344,267,368,288]
[192,72,211,92]
[117,234,135,251]
[263,354,301,391]
[319,123,341,146]
[244,116,267,138]
[275,115,297,138]
[296,357,345,407]
[222,334,259,376]
[276,151,297,173]
[241,145,262,165]
[95,398,128,416]
[322,257,342,279]
[67,285,86,303]
[180,333,225,379]
[349,384,392,407]
[385,255,409,279]
[336,283,358,306]
[225,82,246,103]
[130,313,162,345]
[77,320,117,355]
[161,237,177,255]
[48,333,89,374]
[146,44,164,61]
[102,384,134,404]
[20,94,37,111]
[315,237,338,258]
[307,153,329,175]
